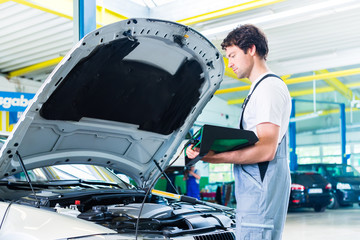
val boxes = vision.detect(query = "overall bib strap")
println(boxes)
[239,74,283,182]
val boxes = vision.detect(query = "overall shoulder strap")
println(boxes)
[239,74,282,130]
[238,73,282,182]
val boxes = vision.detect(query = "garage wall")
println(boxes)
[0,75,41,94]
[195,95,241,129]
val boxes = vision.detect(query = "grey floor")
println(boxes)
[283,205,360,240]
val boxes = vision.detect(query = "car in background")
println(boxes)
[297,163,360,209]
[0,18,234,240]
[289,172,332,212]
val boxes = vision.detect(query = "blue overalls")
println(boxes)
[234,74,291,240]
[186,170,200,200]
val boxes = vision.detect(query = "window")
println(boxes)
[353,144,360,154]
[296,146,321,164]
[208,164,233,183]
[296,146,320,157]
[322,144,350,164]
[323,145,341,156]
[298,157,322,164]
[296,144,351,164]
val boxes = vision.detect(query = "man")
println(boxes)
[183,165,201,199]
[186,24,291,240]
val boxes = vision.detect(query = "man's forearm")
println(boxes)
[202,123,280,164]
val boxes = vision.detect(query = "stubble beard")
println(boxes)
[236,68,249,79]
[237,72,247,79]
[237,61,253,80]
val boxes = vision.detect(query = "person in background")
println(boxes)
[183,165,201,199]
[186,24,291,240]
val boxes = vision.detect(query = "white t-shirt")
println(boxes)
[241,72,291,144]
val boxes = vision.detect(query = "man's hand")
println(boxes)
[198,122,280,164]
[186,144,200,159]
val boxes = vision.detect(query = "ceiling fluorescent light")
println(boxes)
[179,0,284,26]
[201,0,357,37]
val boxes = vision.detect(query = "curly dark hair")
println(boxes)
[221,24,268,60]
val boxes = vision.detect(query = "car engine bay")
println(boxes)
[11,187,235,238]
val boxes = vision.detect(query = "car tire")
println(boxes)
[327,192,339,209]
[314,205,326,212]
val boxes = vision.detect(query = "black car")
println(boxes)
[289,172,332,212]
[297,164,360,208]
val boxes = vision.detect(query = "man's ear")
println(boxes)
[249,44,256,56]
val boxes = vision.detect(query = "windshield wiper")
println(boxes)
[46,179,126,188]
[0,179,124,189]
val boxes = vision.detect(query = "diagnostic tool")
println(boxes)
[185,124,258,166]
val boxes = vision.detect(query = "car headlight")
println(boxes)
[336,182,351,190]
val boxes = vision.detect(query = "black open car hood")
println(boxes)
[0,18,224,188]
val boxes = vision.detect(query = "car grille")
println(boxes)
[194,232,235,240]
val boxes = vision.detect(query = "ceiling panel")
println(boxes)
[0,1,73,73]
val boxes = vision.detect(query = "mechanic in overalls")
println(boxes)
[186,24,291,240]
[183,165,201,199]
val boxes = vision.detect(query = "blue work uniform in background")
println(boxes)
[186,169,200,200]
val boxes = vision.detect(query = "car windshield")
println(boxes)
[326,165,360,177]
[2,164,136,189]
